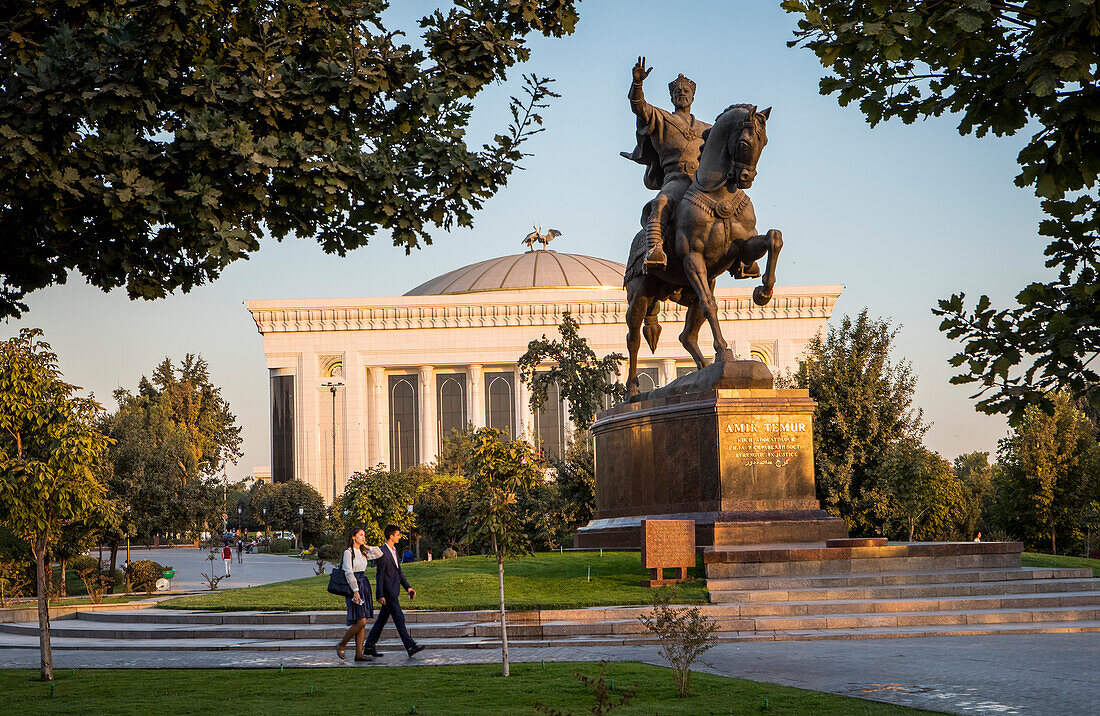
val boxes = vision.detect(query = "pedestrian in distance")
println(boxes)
[336,527,383,662]
[236,537,244,564]
[364,524,424,658]
[402,547,415,563]
[222,543,233,577]
[426,549,433,562]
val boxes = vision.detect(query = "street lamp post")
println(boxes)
[237,505,242,534]
[297,507,304,551]
[321,381,343,505]
[261,507,267,552]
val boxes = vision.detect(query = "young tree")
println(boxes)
[462,428,542,677]
[519,311,626,432]
[876,440,963,542]
[785,1,1100,420]
[992,392,1100,553]
[794,310,927,533]
[953,451,994,539]
[0,1,578,318]
[0,329,109,681]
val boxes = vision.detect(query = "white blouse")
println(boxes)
[341,545,383,594]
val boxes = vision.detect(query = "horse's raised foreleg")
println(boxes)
[681,250,732,361]
[624,287,649,397]
[679,298,708,370]
[751,229,783,306]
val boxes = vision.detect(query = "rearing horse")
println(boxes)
[623,104,781,396]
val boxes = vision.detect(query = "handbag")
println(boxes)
[327,566,354,597]
[326,553,354,597]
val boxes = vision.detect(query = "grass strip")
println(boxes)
[159,551,707,612]
[1022,551,1100,577]
[0,662,936,715]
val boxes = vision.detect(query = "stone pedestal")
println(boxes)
[575,361,846,549]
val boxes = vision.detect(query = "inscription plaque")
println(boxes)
[641,519,695,587]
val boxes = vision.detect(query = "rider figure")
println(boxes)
[621,57,711,272]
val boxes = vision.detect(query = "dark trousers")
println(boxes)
[365,593,416,650]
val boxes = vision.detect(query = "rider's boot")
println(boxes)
[644,216,667,271]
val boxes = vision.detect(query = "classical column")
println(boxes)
[419,365,436,465]
[344,352,366,480]
[303,352,322,497]
[515,365,533,440]
[369,367,389,469]
[659,359,677,387]
[468,364,485,428]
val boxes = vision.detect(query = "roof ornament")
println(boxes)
[522,224,562,251]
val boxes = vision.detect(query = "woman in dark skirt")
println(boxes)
[336,527,382,661]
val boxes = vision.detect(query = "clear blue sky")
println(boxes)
[3,2,1050,479]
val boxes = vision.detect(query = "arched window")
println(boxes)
[485,372,515,439]
[389,375,419,471]
[533,376,565,461]
[436,374,467,452]
[636,368,659,393]
[750,349,770,364]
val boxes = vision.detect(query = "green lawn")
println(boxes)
[0,662,937,715]
[1022,551,1100,577]
[159,551,708,611]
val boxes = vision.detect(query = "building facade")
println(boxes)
[247,250,841,505]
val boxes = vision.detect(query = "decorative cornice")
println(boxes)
[246,287,842,335]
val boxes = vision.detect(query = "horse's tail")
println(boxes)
[643,301,661,353]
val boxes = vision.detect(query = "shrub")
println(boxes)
[69,555,101,573]
[269,538,294,554]
[317,544,341,562]
[638,587,719,697]
[128,560,164,594]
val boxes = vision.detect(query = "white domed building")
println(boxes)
[247,250,841,505]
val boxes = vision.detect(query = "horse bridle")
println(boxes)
[728,106,761,188]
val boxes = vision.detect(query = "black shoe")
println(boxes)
[354,654,372,662]
[407,645,425,657]
[365,646,383,657]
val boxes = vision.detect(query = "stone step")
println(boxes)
[703,540,1023,565]
[705,553,1022,578]
[74,609,505,626]
[3,620,1100,652]
[708,578,1100,603]
[705,567,1092,591]
[10,596,1100,640]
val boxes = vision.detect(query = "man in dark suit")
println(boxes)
[364,524,424,657]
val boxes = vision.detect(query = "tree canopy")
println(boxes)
[794,309,927,534]
[518,310,626,432]
[0,0,578,317]
[784,0,1100,421]
[0,328,109,681]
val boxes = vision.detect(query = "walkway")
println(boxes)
[114,548,319,591]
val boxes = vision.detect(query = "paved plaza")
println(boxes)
[117,548,320,591]
[1,633,1096,714]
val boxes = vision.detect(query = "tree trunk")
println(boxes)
[1051,529,1056,556]
[494,535,509,677]
[908,518,915,542]
[33,537,53,681]
[107,539,119,594]
[59,559,67,598]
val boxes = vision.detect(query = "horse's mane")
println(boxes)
[716,103,755,120]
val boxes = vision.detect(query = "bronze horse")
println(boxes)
[624,104,781,396]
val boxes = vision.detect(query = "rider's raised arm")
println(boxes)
[629,79,656,123]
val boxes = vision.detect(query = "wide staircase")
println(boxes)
[1,540,1097,652]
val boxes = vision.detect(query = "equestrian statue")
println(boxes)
[621,57,782,397]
